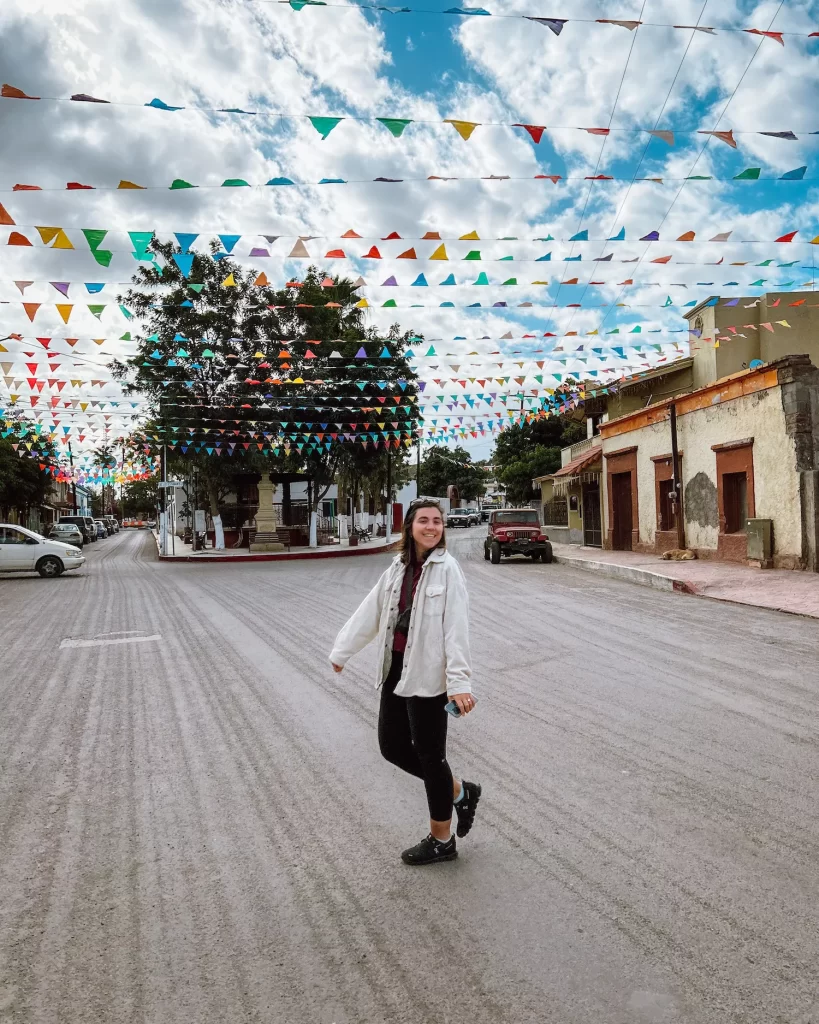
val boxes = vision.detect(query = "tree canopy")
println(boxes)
[112,241,420,538]
[493,414,586,505]
[0,416,58,516]
[420,446,485,501]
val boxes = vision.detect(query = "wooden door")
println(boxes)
[612,472,633,550]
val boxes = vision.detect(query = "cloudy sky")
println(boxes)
[1,0,818,462]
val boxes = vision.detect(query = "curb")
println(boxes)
[157,538,401,563]
[552,553,695,594]
[553,552,819,619]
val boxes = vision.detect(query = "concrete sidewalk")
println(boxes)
[155,532,400,563]
[551,543,819,619]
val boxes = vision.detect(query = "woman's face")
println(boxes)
[411,507,444,554]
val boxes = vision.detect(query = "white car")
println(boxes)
[0,523,86,578]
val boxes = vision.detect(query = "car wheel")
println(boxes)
[36,556,64,578]
[483,544,489,561]
[490,541,501,564]
[541,545,553,564]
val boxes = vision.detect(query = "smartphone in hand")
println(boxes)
[445,697,478,718]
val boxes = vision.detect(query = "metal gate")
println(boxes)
[582,483,602,547]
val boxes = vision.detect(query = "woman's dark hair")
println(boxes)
[399,499,446,564]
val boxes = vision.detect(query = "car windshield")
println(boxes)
[495,511,539,524]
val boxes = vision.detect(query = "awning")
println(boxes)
[554,448,601,478]
[552,449,602,495]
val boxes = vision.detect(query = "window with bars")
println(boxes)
[543,498,569,527]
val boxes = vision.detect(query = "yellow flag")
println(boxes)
[56,304,73,323]
[222,273,236,287]
[429,244,448,260]
[37,227,74,249]
[459,230,479,240]
[444,119,479,141]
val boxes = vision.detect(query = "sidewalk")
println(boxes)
[551,543,819,619]
[156,532,400,563]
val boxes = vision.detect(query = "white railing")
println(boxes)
[561,434,602,466]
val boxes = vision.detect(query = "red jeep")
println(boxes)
[484,508,553,564]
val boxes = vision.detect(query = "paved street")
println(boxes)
[1,528,817,1024]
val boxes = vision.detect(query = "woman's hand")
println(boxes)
[331,663,344,674]
[450,692,476,715]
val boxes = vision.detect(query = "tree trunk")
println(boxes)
[206,479,225,550]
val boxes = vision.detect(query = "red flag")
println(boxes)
[512,124,546,144]
[744,28,784,45]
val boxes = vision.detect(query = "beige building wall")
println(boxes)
[602,383,804,560]
[689,292,819,390]
[605,362,694,419]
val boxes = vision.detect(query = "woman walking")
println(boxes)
[329,499,481,865]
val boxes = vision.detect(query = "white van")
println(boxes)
[0,523,86,578]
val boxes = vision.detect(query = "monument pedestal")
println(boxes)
[250,477,284,552]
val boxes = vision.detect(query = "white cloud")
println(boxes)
[2,0,814,459]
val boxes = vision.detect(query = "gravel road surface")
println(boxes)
[1,527,817,1024]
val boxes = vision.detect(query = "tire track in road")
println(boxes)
[153,573,520,1024]
[185,567,818,1023]
[3,530,818,1024]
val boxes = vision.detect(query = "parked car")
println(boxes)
[59,514,96,543]
[46,522,84,549]
[103,515,119,533]
[464,508,481,527]
[446,508,472,528]
[94,519,109,539]
[484,508,553,564]
[0,523,86,577]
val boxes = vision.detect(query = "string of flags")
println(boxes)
[2,207,817,267]
[4,84,819,144]
[4,282,810,321]
[4,223,819,252]
[279,1,818,47]
[3,276,814,311]
[4,6,808,38]
[3,167,816,196]
[3,232,817,275]
[4,237,818,267]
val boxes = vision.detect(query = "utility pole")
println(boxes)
[159,443,167,555]
[67,440,78,513]
[416,437,421,498]
[669,403,686,550]
[386,447,393,542]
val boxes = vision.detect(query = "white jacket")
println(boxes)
[329,547,472,698]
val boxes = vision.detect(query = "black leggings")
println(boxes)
[378,652,454,822]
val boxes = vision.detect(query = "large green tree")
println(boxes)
[493,414,586,505]
[121,478,159,519]
[0,416,58,520]
[420,446,484,501]
[112,242,419,546]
